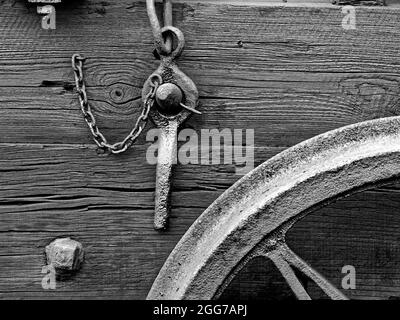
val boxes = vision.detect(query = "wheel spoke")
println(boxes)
[268,250,311,300]
[276,243,348,300]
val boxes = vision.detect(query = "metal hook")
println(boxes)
[147,0,183,57]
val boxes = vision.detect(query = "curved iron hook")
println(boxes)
[147,0,175,55]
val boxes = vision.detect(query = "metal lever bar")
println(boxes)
[154,121,178,230]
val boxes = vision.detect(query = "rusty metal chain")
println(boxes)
[72,1,183,154]
[72,54,162,154]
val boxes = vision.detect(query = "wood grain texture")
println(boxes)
[332,0,385,5]
[1,0,400,299]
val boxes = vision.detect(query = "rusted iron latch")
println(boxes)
[72,0,200,231]
[144,0,200,230]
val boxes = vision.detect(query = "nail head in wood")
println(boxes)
[45,238,84,272]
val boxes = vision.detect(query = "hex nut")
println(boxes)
[45,238,84,272]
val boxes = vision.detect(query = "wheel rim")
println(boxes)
[148,116,400,300]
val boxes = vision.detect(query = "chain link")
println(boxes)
[72,54,161,154]
[72,1,179,154]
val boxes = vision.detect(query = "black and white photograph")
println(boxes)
[1,0,400,312]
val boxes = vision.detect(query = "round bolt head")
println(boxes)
[155,83,183,115]
[45,238,84,272]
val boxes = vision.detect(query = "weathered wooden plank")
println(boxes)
[0,141,268,299]
[332,0,385,5]
[2,174,400,299]
[1,1,400,147]
[1,0,400,299]
[1,87,389,147]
